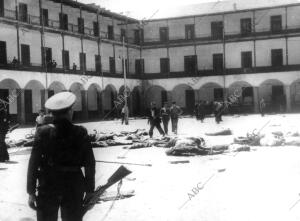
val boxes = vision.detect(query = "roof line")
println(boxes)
[145,2,300,22]
[48,0,138,22]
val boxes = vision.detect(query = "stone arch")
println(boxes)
[145,85,167,109]
[131,86,143,116]
[198,82,223,102]
[259,79,285,113]
[48,81,66,95]
[87,83,102,119]
[24,80,45,123]
[290,79,300,111]
[0,79,21,121]
[227,81,254,113]
[69,82,85,121]
[171,84,195,114]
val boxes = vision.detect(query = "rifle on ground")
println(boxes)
[82,165,132,216]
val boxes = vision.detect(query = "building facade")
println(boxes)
[1,0,300,124]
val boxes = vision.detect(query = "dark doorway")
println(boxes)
[132,90,141,116]
[272,85,285,112]
[161,90,167,107]
[214,88,223,101]
[185,90,195,114]
[0,89,9,111]
[24,89,33,123]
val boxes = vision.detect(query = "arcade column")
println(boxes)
[81,90,88,121]
[285,85,291,112]
[17,89,25,124]
[97,91,103,117]
[253,87,259,113]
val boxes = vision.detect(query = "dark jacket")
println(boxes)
[160,107,170,121]
[170,105,182,119]
[0,109,10,134]
[149,107,161,124]
[27,119,95,195]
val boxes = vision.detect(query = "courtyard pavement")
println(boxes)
[1,114,300,221]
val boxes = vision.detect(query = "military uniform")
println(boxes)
[0,108,10,162]
[27,92,95,221]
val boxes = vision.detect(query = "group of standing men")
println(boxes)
[148,101,183,138]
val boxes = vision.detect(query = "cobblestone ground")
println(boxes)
[1,114,300,221]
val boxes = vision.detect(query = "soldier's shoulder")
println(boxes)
[72,125,88,137]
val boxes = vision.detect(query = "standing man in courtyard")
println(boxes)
[170,101,183,135]
[260,97,266,117]
[160,102,170,135]
[0,105,10,162]
[148,102,165,138]
[27,92,95,221]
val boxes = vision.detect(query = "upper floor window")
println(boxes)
[21,44,30,66]
[121,28,126,41]
[211,21,223,40]
[108,25,114,40]
[80,52,86,71]
[62,50,70,70]
[160,58,170,73]
[135,59,144,74]
[41,47,52,68]
[93,22,99,37]
[240,18,252,36]
[185,24,195,40]
[271,49,283,67]
[159,27,169,42]
[241,51,252,68]
[271,15,282,33]
[95,55,101,72]
[19,3,28,22]
[213,53,223,72]
[184,55,197,74]
[59,13,68,30]
[0,0,4,17]
[122,59,129,74]
[78,18,84,34]
[41,9,49,27]
[134,29,144,44]
[0,41,7,65]
[109,57,115,73]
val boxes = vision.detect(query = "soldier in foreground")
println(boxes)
[27,92,95,221]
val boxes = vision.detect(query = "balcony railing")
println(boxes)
[0,61,137,78]
[140,65,300,79]
[142,24,300,46]
[3,9,16,20]
[0,8,139,45]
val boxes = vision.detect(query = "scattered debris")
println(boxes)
[169,160,190,164]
